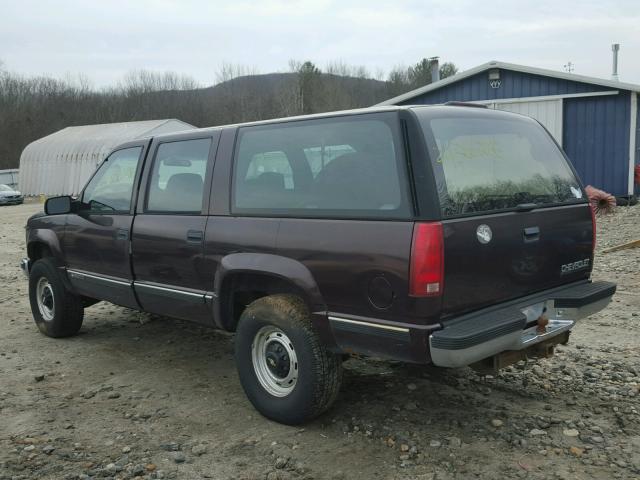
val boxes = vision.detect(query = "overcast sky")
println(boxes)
[1,0,638,88]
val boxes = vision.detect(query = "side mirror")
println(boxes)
[44,196,72,215]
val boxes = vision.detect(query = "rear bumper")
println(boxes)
[429,280,616,368]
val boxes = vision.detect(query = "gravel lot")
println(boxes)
[1,201,638,480]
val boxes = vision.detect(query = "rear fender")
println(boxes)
[213,253,335,347]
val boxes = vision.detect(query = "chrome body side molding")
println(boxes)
[66,269,216,305]
[67,269,131,287]
[134,281,206,303]
[328,315,410,333]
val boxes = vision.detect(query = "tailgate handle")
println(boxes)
[523,226,540,242]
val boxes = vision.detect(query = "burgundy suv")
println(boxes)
[21,105,616,424]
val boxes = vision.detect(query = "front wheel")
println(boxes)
[234,294,342,425]
[28,258,84,337]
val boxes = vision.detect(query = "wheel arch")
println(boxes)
[27,229,63,263]
[213,253,326,333]
[26,230,76,293]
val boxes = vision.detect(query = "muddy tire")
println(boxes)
[28,258,84,338]
[234,294,342,425]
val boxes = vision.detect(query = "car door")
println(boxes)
[131,133,219,324]
[64,142,148,308]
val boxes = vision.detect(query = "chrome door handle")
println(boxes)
[523,226,540,242]
[186,230,203,244]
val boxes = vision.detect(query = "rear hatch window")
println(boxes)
[416,109,584,217]
[414,107,593,315]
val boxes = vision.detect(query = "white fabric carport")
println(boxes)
[19,119,194,196]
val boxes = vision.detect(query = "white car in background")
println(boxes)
[0,184,24,205]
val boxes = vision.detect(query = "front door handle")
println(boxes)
[186,230,204,244]
[523,226,540,243]
[116,228,129,240]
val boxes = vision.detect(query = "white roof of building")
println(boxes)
[377,60,640,106]
[19,119,195,196]
[25,119,195,153]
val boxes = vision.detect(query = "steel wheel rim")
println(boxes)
[36,277,55,321]
[251,326,298,397]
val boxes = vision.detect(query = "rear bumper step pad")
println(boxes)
[553,281,616,308]
[431,308,526,351]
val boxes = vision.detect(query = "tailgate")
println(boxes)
[442,204,593,315]
[412,107,595,318]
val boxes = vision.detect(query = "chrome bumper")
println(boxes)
[20,258,30,277]
[429,284,614,368]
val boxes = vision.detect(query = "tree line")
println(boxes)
[0,58,457,169]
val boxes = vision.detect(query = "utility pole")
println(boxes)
[564,61,574,73]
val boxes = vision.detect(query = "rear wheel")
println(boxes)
[28,258,84,337]
[234,294,342,424]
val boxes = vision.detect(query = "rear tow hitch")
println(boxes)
[470,330,570,376]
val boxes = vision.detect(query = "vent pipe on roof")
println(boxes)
[611,43,620,81]
[430,57,440,83]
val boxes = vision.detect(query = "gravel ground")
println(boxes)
[0,201,638,480]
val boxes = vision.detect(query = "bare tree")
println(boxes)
[0,57,458,170]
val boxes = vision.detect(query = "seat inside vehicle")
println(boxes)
[241,171,289,208]
[161,172,203,212]
[312,152,399,210]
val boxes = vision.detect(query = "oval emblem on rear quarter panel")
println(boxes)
[476,224,492,244]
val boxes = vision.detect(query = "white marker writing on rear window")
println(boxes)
[570,186,583,199]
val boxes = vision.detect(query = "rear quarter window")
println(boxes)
[417,110,584,217]
[232,114,411,219]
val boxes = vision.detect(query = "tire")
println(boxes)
[28,258,84,338]
[234,294,342,425]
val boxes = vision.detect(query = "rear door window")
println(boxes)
[417,111,583,217]
[232,114,410,218]
[146,138,212,213]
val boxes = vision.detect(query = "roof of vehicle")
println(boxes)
[199,105,406,131]
[152,104,518,141]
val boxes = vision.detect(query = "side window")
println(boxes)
[233,115,409,218]
[82,147,142,213]
[146,138,212,213]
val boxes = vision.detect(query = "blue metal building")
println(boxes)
[379,61,640,197]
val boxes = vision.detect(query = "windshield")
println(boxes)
[417,110,584,217]
[0,184,14,192]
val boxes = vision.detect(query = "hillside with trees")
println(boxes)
[0,58,457,169]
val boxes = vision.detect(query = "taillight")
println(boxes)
[409,222,444,297]
[589,204,596,253]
